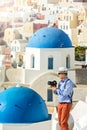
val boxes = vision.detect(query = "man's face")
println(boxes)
[58,73,67,79]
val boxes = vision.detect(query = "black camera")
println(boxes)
[48,80,57,87]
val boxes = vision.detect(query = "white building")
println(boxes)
[58,20,78,46]
[77,22,87,46]
[11,39,27,54]
[11,39,27,65]
[25,27,75,82]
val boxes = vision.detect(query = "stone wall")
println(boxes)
[76,69,87,84]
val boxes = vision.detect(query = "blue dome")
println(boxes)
[27,27,73,48]
[0,86,49,123]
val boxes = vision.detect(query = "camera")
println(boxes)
[48,80,57,87]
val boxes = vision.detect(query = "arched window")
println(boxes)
[31,55,35,68]
[66,55,70,68]
[47,89,53,102]
[48,57,53,69]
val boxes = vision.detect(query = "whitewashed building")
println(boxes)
[11,39,27,65]
[25,27,75,82]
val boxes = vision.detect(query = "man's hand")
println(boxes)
[51,86,56,91]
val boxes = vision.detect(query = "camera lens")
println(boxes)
[48,81,51,85]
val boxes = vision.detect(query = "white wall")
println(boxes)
[71,101,87,130]
[24,47,75,84]
[40,49,62,72]
[0,120,51,130]
[6,68,25,83]
[68,69,76,83]
[25,48,40,70]
[60,48,75,69]
[25,47,75,72]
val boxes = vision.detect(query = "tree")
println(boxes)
[75,46,87,61]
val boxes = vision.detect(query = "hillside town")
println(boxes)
[0,0,87,70]
[0,0,87,130]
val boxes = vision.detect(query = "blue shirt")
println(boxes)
[54,77,74,103]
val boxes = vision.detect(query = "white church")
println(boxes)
[25,27,75,82]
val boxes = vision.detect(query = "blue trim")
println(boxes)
[47,89,53,102]
[66,56,70,68]
[48,57,53,69]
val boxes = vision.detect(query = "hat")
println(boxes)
[58,67,67,74]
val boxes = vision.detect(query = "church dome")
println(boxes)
[0,86,49,123]
[27,27,73,48]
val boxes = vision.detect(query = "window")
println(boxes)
[17,47,20,52]
[12,46,16,51]
[66,16,68,21]
[48,57,53,69]
[70,16,71,20]
[78,29,82,35]
[66,55,70,68]
[31,55,35,68]
[47,89,53,102]
[64,16,65,20]
[60,25,62,29]
[66,25,68,30]
[63,25,65,29]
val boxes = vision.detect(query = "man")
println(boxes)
[51,67,74,130]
